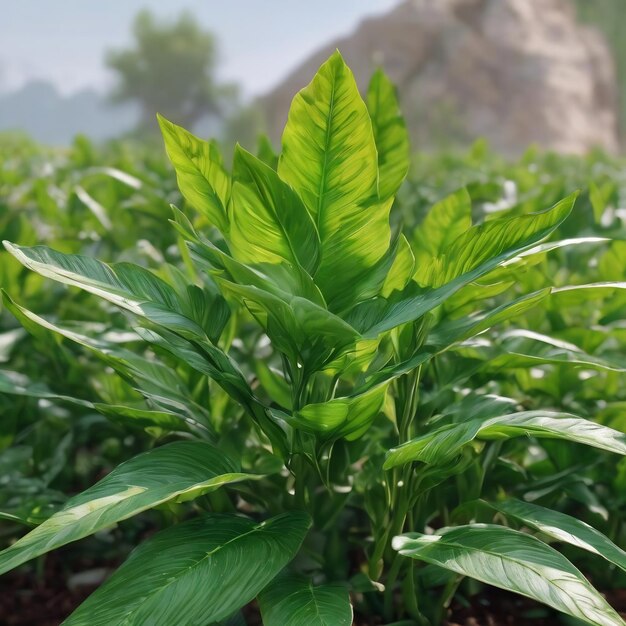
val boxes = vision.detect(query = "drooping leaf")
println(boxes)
[3,243,201,337]
[0,369,93,408]
[74,185,112,230]
[385,411,626,469]
[1,292,235,430]
[92,403,189,432]
[499,236,608,268]
[295,383,389,440]
[367,67,410,201]
[393,525,624,626]
[259,575,353,626]
[427,289,551,351]
[64,512,311,626]
[158,114,229,232]
[0,442,252,575]
[2,247,251,402]
[487,498,626,573]
[486,329,626,373]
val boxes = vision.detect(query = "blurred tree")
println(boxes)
[106,10,237,133]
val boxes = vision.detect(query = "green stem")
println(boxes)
[403,561,430,626]
[438,574,463,625]
[383,552,405,620]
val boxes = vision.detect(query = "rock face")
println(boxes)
[259,0,619,155]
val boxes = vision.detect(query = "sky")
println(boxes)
[0,0,399,98]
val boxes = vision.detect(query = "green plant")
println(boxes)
[0,132,183,531]
[2,52,626,625]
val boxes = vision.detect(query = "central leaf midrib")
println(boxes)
[316,71,337,239]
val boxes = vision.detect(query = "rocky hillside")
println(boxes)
[259,0,618,155]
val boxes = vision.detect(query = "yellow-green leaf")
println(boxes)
[278,51,387,307]
[158,114,229,232]
[367,67,410,201]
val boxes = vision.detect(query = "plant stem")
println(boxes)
[438,574,463,625]
[383,552,404,619]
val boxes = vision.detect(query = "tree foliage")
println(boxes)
[106,10,236,132]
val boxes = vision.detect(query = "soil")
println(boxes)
[0,551,118,626]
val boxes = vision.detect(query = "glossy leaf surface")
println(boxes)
[394,525,624,626]
[64,512,311,625]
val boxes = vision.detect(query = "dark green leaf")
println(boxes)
[0,442,252,575]
[64,512,311,625]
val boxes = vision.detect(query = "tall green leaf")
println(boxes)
[0,442,253,575]
[229,146,320,274]
[381,234,415,297]
[278,51,388,307]
[158,114,229,232]
[64,512,311,626]
[394,525,625,626]
[367,67,410,201]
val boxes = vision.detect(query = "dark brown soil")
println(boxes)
[0,552,117,626]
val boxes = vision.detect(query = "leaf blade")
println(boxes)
[385,411,626,469]
[367,67,410,201]
[229,146,320,274]
[278,51,387,307]
[63,512,311,626]
[0,442,251,575]
[488,498,626,573]
[394,524,624,626]
[158,114,229,232]
[259,576,352,626]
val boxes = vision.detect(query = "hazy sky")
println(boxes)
[1,1,399,98]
